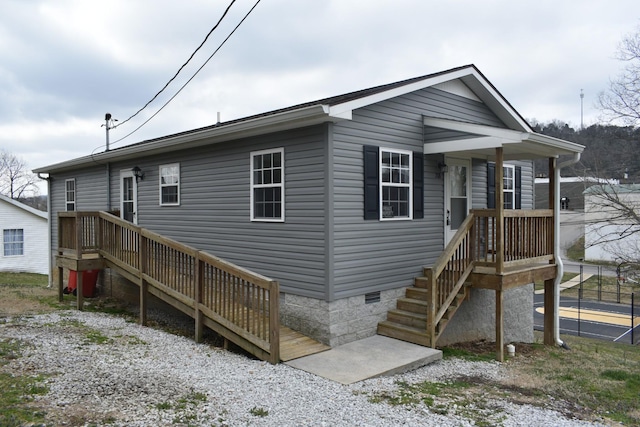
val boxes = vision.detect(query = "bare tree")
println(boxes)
[0,150,40,199]
[598,26,640,126]
[585,26,640,268]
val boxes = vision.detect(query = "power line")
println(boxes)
[109,0,262,147]
[114,0,237,130]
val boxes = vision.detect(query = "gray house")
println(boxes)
[36,65,583,362]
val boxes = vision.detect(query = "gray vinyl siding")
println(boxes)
[471,159,534,209]
[330,87,505,299]
[513,160,534,209]
[107,125,328,299]
[49,167,109,249]
[472,158,488,209]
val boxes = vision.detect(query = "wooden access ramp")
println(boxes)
[55,211,329,364]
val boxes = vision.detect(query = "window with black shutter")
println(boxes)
[363,146,423,220]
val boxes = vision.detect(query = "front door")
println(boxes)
[444,158,471,245]
[120,170,138,225]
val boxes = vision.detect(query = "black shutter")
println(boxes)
[515,165,522,209]
[363,145,379,220]
[487,163,495,209]
[413,153,424,219]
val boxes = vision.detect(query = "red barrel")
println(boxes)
[67,270,99,297]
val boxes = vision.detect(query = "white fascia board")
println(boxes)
[423,117,528,141]
[527,132,585,155]
[423,136,502,154]
[327,67,480,119]
[35,105,332,173]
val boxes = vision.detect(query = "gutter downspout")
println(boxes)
[37,173,52,288]
[554,153,581,347]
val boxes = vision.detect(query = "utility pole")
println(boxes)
[580,89,584,130]
[102,113,117,151]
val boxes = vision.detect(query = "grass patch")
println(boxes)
[249,406,269,417]
[513,333,640,424]
[560,273,640,304]
[566,236,585,261]
[0,338,49,426]
[0,272,48,286]
[379,334,640,425]
[83,330,112,345]
[441,347,495,362]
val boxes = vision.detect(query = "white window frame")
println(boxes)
[65,179,76,211]
[250,147,285,222]
[159,163,180,206]
[379,148,413,221]
[503,164,515,209]
[3,229,24,257]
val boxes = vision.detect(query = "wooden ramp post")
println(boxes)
[496,289,504,362]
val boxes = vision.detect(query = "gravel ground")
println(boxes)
[0,311,604,426]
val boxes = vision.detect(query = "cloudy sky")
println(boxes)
[1,0,638,184]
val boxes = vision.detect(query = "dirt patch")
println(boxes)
[0,283,59,317]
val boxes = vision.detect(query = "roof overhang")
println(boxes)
[423,117,584,160]
[35,105,340,174]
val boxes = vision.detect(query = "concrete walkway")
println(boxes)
[534,273,593,295]
[284,335,442,384]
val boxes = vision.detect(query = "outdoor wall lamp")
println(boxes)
[437,161,448,178]
[132,166,145,182]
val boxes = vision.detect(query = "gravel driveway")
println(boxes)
[0,311,603,426]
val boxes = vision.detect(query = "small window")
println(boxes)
[159,163,180,206]
[3,229,24,256]
[380,148,412,220]
[251,148,284,221]
[65,179,76,211]
[503,165,515,209]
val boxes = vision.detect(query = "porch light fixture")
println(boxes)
[132,166,145,182]
[437,161,448,178]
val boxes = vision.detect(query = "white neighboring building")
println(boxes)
[584,184,640,263]
[0,194,48,274]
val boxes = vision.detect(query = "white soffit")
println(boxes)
[432,80,481,102]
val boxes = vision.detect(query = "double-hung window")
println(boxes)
[380,148,412,220]
[502,165,515,209]
[251,148,284,221]
[3,229,24,257]
[159,163,180,206]
[65,179,76,211]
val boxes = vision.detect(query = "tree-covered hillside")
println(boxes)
[532,121,640,181]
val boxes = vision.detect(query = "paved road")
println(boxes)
[533,293,639,345]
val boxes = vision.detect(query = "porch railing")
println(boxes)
[473,209,554,268]
[424,209,554,345]
[58,211,280,364]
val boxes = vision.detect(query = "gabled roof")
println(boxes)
[34,64,582,173]
[0,194,48,220]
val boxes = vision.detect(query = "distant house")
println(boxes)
[0,194,48,274]
[35,65,583,361]
[584,184,640,263]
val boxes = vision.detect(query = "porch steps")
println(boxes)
[377,274,470,347]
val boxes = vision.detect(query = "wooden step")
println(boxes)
[387,308,427,328]
[414,276,429,288]
[377,320,430,346]
[405,287,428,301]
[396,297,428,313]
